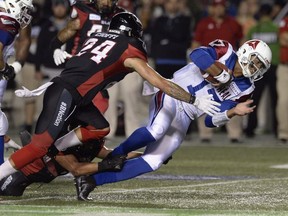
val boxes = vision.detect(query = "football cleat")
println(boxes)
[74,176,96,201]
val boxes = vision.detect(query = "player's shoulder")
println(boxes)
[0,12,20,36]
[208,39,233,53]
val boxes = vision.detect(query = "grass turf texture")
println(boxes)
[1,138,288,216]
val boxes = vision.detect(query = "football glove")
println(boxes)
[193,94,221,116]
[0,63,16,80]
[53,49,72,66]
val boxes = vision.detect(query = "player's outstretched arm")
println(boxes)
[124,57,220,115]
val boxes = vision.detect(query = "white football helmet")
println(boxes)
[236,39,272,81]
[0,0,33,28]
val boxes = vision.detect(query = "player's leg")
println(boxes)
[90,99,191,186]
[0,171,31,196]
[111,91,176,156]
[0,83,75,180]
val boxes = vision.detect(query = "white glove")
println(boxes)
[15,82,53,98]
[53,49,72,66]
[193,94,221,116]
[15,86,34,97]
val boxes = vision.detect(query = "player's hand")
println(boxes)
[233,99,256,116]
[0,63,16,80]
[193,94,220,116]
[53,49,72,66]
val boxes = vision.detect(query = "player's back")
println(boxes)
[57,32,147,104]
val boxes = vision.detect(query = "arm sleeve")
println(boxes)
[205,100,238,128]
[189,46,217,70]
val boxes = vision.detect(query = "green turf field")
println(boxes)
[1,134,288,216]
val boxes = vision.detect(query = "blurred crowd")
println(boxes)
[5,0,288,144]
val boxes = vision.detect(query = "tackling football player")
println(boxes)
[0,12,220,190]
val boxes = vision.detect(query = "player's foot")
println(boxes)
[19,130,32,146]
[98,153,126,172]
[74,176,96,201]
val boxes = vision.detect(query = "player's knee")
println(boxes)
[80,126,110,143]
[142,156,163,171]
[147,124,165,141]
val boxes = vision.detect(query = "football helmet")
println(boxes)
[236,39,272,81]
[0,0,33,28]
[109,12,143,38]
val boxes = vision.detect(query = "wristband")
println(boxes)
[11,61,22,74]
[189,95,195,104]
[214,70,230,83]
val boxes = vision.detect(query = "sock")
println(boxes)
[0,159,17,181]
[0,136,4,165]
[112,127,156,156]
[93,157,153,186]
[54,130,82,151]
[5,138,21,150]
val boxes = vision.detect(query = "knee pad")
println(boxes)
[0,111,8,136]
[148,123,165,140]
[80,127,110,142]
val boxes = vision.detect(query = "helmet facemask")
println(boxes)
[239,53,270,81]
[0,0,33,28]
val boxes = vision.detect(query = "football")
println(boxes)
[201,61,230,85]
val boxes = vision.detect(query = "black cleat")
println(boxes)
[74,176,96,201]
[19,130,32,146]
